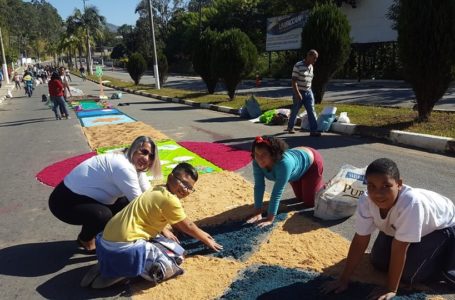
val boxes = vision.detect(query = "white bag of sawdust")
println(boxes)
[314,164,367,220]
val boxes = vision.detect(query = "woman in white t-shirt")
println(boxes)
[322,158,455,299]
[49,136,162,252]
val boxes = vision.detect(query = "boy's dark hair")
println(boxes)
[172,162,198,182]
[251,136,289,162]
[365,158,400,181]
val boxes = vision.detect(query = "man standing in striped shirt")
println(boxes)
[286,49,320,136]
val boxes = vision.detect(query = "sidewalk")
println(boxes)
[0,67,24,103]
[0,82,14,104]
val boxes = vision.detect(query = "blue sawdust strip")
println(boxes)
[220,265,427,300]
[79,114,137,127]
[179,214,287,262]
[76,108,122,118]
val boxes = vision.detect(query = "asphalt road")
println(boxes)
[0,76,454,299]
[100,69,455,111]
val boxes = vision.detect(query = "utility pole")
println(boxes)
[198,0,202,36]
[147,0,160,89]
[0,27,10,84]
[82,0,93,75]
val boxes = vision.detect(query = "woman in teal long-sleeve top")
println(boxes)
[247,136,325,227]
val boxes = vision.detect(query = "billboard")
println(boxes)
[266,11,308,51]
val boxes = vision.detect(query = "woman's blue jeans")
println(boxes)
[51,96,69,117]
[287,89,318,132]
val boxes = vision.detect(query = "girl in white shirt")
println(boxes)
[49,136,162,252]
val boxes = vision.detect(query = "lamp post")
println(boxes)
[82,0,93,75]
[147,0,160,89]
[0,27,10,84]
[198,0,202,36]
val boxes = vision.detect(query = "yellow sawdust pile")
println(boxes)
[182,171,266,226]
[132,256,243,300]
[82,121,169,150]
[248,211,386,285]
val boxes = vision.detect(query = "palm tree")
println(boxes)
[66,7,106,75]
[58,33,84,69]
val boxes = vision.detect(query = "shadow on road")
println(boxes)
[0,241,83,277]
[195,116,241,123]
[0,241,129,299]
[141,105,197,112]
[118,101,169,106]
[215,133,375,152]
[0,117,56,127]
[36,264,131,299]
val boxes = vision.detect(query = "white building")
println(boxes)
[339,0,397,44]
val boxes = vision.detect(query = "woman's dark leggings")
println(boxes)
[48,181,129,242]
[370,228,455,284]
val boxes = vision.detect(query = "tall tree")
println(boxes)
[66,6,106,74]
[192,28,219,93]
[165,9,199,65]
[1,0,63,62]
[301,3,351,103]
[117,24,138,55]
[136,0,186,37]
[389,0,455,121]
[213,28,257,99]
[58,32,85,68]
[83,6,106,74]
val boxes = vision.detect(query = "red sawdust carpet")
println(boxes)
[36,152,97,187]
[178,141,252,171]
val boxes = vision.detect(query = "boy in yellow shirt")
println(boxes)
[81,163,222,288]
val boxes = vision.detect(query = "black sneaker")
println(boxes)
[310,132,322,137]
[284,128,295,134]
[442,270,455,289]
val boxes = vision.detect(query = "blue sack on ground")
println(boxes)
[317,106,337,132]
[317,114,336,132]
[244,95,262,119]
[239,106,251,119]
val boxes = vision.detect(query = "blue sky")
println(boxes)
[46,0,141,26]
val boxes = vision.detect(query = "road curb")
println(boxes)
[331,123,454,155]
[85,76,455,155]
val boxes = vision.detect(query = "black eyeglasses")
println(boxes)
[138,148,155,160]
[172,173,195,193]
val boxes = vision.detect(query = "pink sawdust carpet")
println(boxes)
[36,152,97,187]
[178,141,252,171]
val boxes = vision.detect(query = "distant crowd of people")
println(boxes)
[11,64,74,119]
